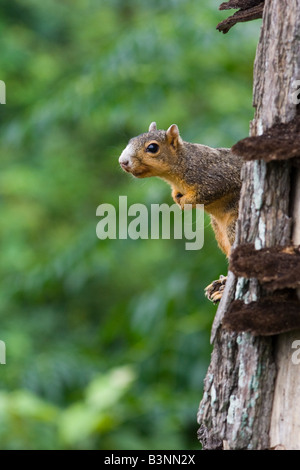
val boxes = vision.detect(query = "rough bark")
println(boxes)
[269,168,300,450]
[198,0,300,449]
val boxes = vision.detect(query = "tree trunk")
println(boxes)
[198,0,300,450]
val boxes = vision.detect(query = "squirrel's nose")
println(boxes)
[119,156,132,173]
[119,144,134,172]
[119,158,130,171]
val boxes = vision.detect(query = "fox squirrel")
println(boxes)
[119,122,242,302]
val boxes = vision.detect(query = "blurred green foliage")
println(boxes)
[0,0,261,449]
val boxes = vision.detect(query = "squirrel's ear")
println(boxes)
[148,122,157,132]
[166,124,181,149]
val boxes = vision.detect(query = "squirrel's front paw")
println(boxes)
[172,188,196,209]
[172,190,184,208]
[205,275,227,304]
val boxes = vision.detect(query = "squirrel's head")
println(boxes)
[119,122,183,178]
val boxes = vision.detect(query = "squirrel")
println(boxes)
[119,122,242,302]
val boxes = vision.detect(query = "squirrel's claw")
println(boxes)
[205,275,227,304]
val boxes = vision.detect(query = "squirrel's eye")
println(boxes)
[146,143,159,154]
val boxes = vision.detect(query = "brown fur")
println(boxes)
[119,122,242,257]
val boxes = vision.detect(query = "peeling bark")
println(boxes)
[217,0,264,34]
